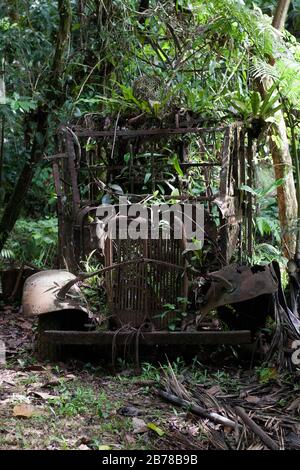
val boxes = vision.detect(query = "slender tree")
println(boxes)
[272,0,291,30]
[0,0,72,253]
[264,0,296,258]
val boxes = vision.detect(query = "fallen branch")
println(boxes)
[235,406,279,450]
[157,389,240,430]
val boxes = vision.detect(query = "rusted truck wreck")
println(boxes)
[21,117,299,362]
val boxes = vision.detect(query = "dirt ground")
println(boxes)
[1,303,300,450]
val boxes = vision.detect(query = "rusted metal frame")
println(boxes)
[65,130,82,271]
[246,132,255,258]
[8,263,25,301]
[238,129,247,259]
[179,162,221,167]
[218,126,233,263]
[73,206,94,264]
[232,126,242,261]
[86,195,215,205]
[143,237,150,321]
[101,211,189,329]
[202,165,213,202]
[59,129,81,272]
[232,126,240,194]
[238,128,246,263]
[43,330,252,345]
[219,126,232,196]
[58,257,186,300]
[52,160,66,267]
[43,153,67,161]
[128,143,134,194]
[77,162,221,173]
[71,123,241,139]
[65,130,81,213]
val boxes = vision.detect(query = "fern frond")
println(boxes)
[0,248,14,259]
[250,59,279,82]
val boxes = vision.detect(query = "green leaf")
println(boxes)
[124,153,131,164]
[239,184,260,197]
[144,172,151,184]
[257,367,278,384]
[147,423,165,436]
[260,178,285,197]
[240,178,284,199]
[250,91,261,117]
[170,155,184,177]
[231,99,248,116]
[163,303,176,310]
[149,100,161,117]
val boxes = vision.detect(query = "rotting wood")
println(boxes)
[43,330,252,345]
[157,389,241,430]
[235,406,279,450]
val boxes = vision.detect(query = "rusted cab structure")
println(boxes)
[56,120,252,271]
[23,116,273,358]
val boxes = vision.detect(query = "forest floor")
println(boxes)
[1,304,300,450]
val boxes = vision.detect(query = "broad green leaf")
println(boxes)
[147,423,165,436]
[171,155,184,177]
[250,91,261,117]
[144,172,151,184]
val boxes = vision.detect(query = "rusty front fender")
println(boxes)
[22,270,89,316]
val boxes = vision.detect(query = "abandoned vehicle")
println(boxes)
[18,116,300,364]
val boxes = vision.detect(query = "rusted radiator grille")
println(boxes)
[104,218,188,330]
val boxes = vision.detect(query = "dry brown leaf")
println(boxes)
[65,374,76,380]
[245,395,260,404]
[41,377,61,387]
[287,397,300,412]
[3,379,16,387]
[23,365,46,372]
[223,426,233,434]
[29,391,57,400]
[186,424,199,437]
[13,404,35,418]
[247,443,264,450]
[132,417,148,434]
[207,385,222,396]
[124,433,136,446]
[17,321,32,330]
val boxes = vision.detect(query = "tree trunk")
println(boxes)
[0,110,48,250]
[269,112,297,257]
[0,0,72,254]
[267,0,296,258]
[272,0,291,30]
[52,0,72,81]
[7,0,19,22]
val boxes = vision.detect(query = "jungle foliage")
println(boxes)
[1,1,300,266]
